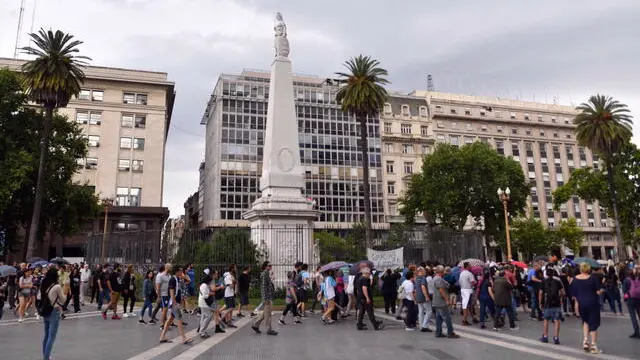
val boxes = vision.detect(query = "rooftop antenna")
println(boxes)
[29,0,38,46]
[13,0,26,58]
[427,74,435,91]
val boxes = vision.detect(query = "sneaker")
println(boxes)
[540,336,549,343]
[129,312,136,317]
[36,314,40,320]
[123,313,129,318]
[447,333,461,339]
[200,332,210,339]
[278,319,286,325]
[112,315,121,320]
[405,327,416,331]
[226,322,237,328]
[420,327,433,332]
[215,325,225,333]
[510,326,519,331]
[138,319,147,325]
[553,337,560,345]
[149,319,157,324]
[435,334,447,338]
[629,333,640,338]
[294,319,302,324]
[18,318,23,323]
[266,330,278,336]
[251,325,261,334]
[480,324,486,329]
[237,313,245,317]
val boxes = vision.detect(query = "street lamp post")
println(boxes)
[497,187,512,261]
[100,198,114,264]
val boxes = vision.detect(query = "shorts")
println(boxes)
[19,289,31,298]
[461,289,474,309]
[239,291,249,306]
[543,307,562,321]
[297,289,308,302]
[224,296,236,309]
[171,303,183,320]
[160,296,171,308]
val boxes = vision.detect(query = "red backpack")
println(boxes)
[629,279,640,300]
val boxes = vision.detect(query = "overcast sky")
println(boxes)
[1,0,639,217]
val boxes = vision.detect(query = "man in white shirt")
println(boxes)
[80,264,91,305]
[401,271,417,331]
[458,262,477,326]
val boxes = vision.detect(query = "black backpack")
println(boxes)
[214,279,225,300]
[38,285,57,317]
[543,278,563,308]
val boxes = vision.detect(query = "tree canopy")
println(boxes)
[400,142,529,241]
[551,218,585,256]
[508,217,558,261]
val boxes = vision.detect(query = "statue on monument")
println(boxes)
[274,12,289,58]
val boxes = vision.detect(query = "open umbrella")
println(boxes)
[533,255,548,263]
[27,257,45,263]
[30,260,50,268]
[470,265,484,276]
[50,257,69,265]
[458,258,484,267]
[320,261,348,273]
[510,261,527,269]
[349,260,374,275]
[574,257,601,269]
[0,265,17,277]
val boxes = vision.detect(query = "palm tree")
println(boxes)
[21,29,90,259]
[335,55,389,249]
[574,94,633,261]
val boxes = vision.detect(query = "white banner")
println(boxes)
[367,247,404,270]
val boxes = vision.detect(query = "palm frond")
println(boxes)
[334,55,389,118]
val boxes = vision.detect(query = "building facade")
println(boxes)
[381,90,615,259]
[0,58,174,257]
[200,70,385,229]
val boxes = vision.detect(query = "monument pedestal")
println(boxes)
[243,18,319,287]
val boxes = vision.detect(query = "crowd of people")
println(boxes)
[2,252,640,359]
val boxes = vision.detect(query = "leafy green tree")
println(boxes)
[173,228,261,267]
[335,55,389,248]
[551,218,585,256]
[0,69,99,258]
[554,143,640,247]
[573,94,633,260]
[509,217,558,261]
[20,29,91,259]
[315,230,364,263]
[400,142,529,243]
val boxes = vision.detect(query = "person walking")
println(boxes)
[122,265,137,317]
[623,265,640,338]
[401,271,418,331]
[491,270,518,331]
[101,265,122,320]
[572,262,604,354]
[431,265,460,339]
[252,261,277,335]
[356,267,383,331]
[159,267,192,344]
[539,268,565,344]
[459,262,477,326]
[381,269,400,315]
[415,267,433,332]
[80,264,90,306]
[40,267,68,360]
[139,270,156,324]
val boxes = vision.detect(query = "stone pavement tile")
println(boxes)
[192,313,551,360]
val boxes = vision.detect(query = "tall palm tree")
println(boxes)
[21,29,90,259]
[335,55,389,249]
[574,94,633,261]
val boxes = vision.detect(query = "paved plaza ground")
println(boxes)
[0,305,638,360]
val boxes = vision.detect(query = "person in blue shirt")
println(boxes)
[527,262,543,320]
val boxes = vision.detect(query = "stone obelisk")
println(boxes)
[243,13,318,283]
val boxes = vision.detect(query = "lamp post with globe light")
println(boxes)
[497,187,512,261]
[100,198,114,264]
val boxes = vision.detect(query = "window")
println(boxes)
[465,136,474,144]
[480,110,486,116]
[118,159,130,171]
[466,123,473,130]
[511,128,518,134]
[132,160,144,172]
[133,138,145,150]
[464,108,471,115]
[86,135,100,147]
[404,162,413,174]
[384,143,393,153]
[436,134,445,142]
[401,105,410,116]
[76,111,89,124]
[524,114,530,120]
[540,130,545,136]
[116,187,142,206]
[402,144,414,154]
[401,124,412,134]
[420,125,428,136]
[537,115,543,122]
[387,181,396,195]
[435,105,442,113]
[121,114,134,127]
[566,134,572,139]
[123,92,148,105]
[497,126,503,133]
[383,103,392,115]
[526,129,532,135]
[85,157,98,170]
[120,137,132,149]
[421,145,430,154]
[481,125,487,131]
[419,106,427,117]
[386,161,395,173]
[551,116,557,123]
[76,110,101,125]
[450,135,459,146]
[135,115,146,128]
[553,132,558,138]
[384,122,392,133]
[496,140,504,155]
[77,89,103,101]
[510,112,516,119]
[512,144,520,156]
[451,122,457,128]
[450,108,457,114]
[564,117,570,125]
[495,111,502,118]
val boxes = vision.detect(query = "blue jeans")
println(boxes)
[42,308,61,360]
[628,299,640,335]
[140,298,153,319]
[98,289,111,309]
[434,306,454,336]
[479,298,495,324]
[529,288,541,318]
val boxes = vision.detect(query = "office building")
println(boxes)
[200,69,385,229]
[0,58,175,256]
[381,90,616,258]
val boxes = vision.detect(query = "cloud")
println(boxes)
[1,0,639,216]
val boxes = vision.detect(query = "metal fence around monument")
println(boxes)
[84,225,485,270]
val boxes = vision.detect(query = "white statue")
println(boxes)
[274,12,289,58]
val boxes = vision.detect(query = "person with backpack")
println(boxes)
[539,268,565,344]
[40,267,67,360]
[159,266,192,344]
[623,265,640,338]
[197,274,225,338]
[139,270,156,324]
